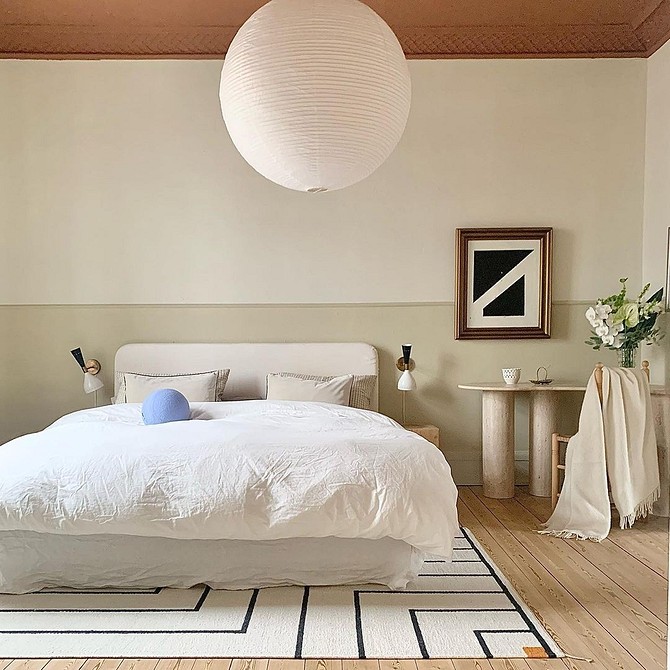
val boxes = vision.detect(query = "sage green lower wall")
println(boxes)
[1,303,604,484]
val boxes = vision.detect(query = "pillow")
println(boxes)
[142,389,191,425]
[274,372,377,410]
[115,369,230,404]
[266,373,354,406]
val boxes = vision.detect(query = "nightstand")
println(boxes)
[405,424,440,448]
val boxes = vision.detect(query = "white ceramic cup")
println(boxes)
[502,368,521,385]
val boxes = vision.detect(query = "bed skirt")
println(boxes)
[0,531,423,594]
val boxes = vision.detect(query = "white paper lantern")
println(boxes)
[219,0,411,193]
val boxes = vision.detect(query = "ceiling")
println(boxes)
[2,0,670,60]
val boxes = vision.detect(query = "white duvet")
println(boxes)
[0,401,459,556]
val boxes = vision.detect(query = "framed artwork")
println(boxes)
[666,227,670,311]
[455,227,553,340]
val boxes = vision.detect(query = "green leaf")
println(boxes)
[648,287,663,304]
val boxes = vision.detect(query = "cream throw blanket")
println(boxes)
[541,367,659,541]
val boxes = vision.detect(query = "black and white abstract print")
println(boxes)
[467,240,541,329]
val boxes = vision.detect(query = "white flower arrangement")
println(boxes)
[585,278,663,351]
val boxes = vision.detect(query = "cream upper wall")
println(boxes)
[644,40,670,291]
[0,58,646,305]
[643,41,670,384]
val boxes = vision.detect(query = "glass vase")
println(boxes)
[617,346,638,368]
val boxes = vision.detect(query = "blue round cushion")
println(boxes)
[142,389,191,425]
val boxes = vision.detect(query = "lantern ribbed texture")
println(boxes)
[219,0,411,192]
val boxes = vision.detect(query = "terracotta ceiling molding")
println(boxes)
[1,0,670,59]
[635,0,670,53]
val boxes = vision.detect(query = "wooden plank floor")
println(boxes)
[2,487,667,670]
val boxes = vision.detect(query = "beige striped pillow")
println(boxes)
[273,373,377,411]
[114,369,230,403]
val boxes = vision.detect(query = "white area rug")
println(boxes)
[0,528,562,659]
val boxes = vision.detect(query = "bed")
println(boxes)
[0,343,459,594]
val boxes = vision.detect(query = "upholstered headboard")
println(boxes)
[114,343,379,411]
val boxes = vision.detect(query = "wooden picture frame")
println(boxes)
[455,227,552,340]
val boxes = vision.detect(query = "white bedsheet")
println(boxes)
[0,401,459,556]
[0,532,422,593]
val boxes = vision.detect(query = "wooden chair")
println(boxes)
[550,360,650,510]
